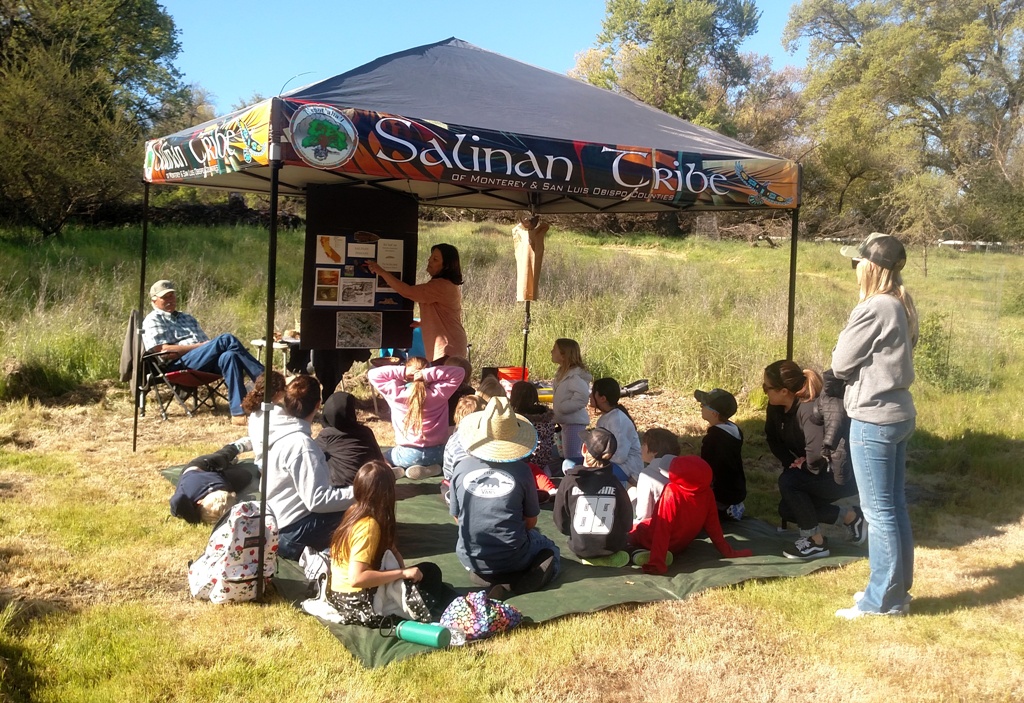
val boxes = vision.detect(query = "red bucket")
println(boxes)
[497,366,528,382]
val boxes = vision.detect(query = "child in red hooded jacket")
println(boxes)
[628,455,754,574]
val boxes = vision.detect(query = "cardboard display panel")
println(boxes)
[300,185,418,350]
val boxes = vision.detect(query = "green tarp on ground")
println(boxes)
[163,462,863,668]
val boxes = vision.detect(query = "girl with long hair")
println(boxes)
[550,338,592,465]
[325,460,455,626]
[763,361,863,560]
[368,356,465,479]
[365,243,468,363]
[590,377,643,482]
[832,233,917,619]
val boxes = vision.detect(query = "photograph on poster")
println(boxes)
[315,286,339,304]
[339,279,375,307]
[336,311,382,348]
[317,235,344,264]
[317,268,340,286]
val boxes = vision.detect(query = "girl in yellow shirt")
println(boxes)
[326,460,455,625]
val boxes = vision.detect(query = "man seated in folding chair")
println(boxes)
[141,280,264,426]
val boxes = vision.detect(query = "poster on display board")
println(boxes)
[300,185,418,351]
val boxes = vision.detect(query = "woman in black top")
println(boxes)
[763,360,863,560]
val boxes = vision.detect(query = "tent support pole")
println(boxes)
[256,146,282,603]
[786,207,800,360]
[133,182,150,453]
[520,300,531,381]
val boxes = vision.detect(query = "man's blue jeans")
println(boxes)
[175,334,264,416]
[849,417,916,614]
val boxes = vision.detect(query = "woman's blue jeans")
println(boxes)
[849,417,915,614]
[389,444,444,469]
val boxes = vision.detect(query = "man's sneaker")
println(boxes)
[847,507,868,545]
[630,549,674,568]
[783,536,830,559]
[405,464,442,480]
[581,551,630,568]
[854,590,912,614]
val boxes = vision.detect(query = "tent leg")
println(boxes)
[520,300,530,381]
[256,145,282,603]
[133,182,150,453]
[786,207,800,361]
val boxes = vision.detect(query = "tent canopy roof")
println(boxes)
[286,38,776,160]
[146,38,798,213]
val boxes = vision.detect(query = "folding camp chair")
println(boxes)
[138,350,228,421]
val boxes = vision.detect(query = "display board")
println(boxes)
[299,185,418,350]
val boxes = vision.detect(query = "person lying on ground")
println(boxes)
[169,440,253,524]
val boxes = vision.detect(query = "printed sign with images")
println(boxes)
[336,311,382,349]
[375,239,404,292]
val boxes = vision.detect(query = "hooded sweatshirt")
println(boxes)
[264,412,353,529]
[628,455,753,574]
[248,404,293,470]
[315,392,385,487]
[552,366,593,426]
[553,463,633,558]
[368,364,465,448]
[831,293,916,424]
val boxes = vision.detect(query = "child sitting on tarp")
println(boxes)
[695,387,747,521]
[631,427,681,524]
[315,391,385,488]
[169,441,253,524]
[589,377,643,483]
[441,394,486,506]
[629,455,754,574]
[553,427,633,567]
[323,460,457,626]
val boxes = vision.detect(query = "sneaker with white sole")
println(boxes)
[854,590,912,614]
[846,507,868,545]
[581,551,630,568]
[405,464,442,480]
[783,536,830,559]
[835,603,906,620]
[630,549,674,568]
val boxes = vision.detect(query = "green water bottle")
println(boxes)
[394,620,452,648]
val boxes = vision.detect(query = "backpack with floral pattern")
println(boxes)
[188,501,279,603]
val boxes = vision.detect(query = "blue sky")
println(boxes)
[167,0,806,116]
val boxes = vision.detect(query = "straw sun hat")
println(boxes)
[461,396,538,463]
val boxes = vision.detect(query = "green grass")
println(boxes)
[2,222,1024,701]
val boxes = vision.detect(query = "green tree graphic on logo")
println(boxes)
[302,119,348,160]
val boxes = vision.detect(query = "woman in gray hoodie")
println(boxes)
[265,376,354,560]
[831,233,918,619]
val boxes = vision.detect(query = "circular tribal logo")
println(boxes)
[463,468,516,499]
[288,104,358,170]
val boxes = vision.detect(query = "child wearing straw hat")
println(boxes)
[449,397,561,598]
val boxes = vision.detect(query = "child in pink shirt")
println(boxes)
[368,358,464,480]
